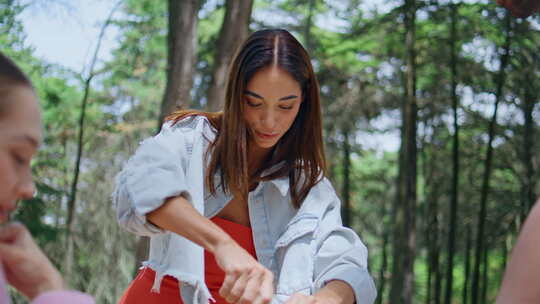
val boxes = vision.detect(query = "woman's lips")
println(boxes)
[0,210,10,223]
[255,130,279,140]
[0,203,16,223]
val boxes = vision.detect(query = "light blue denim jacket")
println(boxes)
[113,116,376,304]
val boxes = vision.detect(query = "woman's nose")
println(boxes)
[261,109,277,130]
[18,171,36,200]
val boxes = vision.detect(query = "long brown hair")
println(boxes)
[0,51,34,116]
[168,29,326,208]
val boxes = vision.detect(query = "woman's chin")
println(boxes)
[254,139,278,150]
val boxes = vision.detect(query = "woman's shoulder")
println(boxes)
[294,177,338,217]
[306,176,336,198]
[161,115,217,140]
[163,114,212,131]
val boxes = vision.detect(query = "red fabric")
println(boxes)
[118,217,257,304]
[497,0,540,17]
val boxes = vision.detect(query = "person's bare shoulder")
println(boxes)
[525,199,540,226]
[496,198,540,304]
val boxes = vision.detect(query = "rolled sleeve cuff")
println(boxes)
[115,137,194,236]
[115,164,194,236]
[32,290,94,304]
[315,265,377,304]
[127,160,192,213]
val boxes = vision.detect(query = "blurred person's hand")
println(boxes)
[0,222,64,300]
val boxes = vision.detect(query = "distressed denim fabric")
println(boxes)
[113,116,377,304]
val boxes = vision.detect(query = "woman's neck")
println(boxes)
[247,142,272,177]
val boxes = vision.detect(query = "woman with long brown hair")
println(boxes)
[114,29,376,304]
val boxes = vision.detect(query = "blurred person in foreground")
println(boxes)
[497,0,540,17]
[495,1,540,303]
[496,198,540,303]
[0,51,94,304]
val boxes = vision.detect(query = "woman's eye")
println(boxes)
[12,154,26,166]
[280,105,293,110]
[247,100,262,107]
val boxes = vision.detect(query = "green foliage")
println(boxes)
[12,183,63,245]
[0,0,26,50]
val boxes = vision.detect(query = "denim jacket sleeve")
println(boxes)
[312,184,377,304]
[112,119,196,236]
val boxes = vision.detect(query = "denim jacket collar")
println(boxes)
[269,177,289,197]
[211,162,290,197]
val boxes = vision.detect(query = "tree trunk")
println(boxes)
[520,53,537,223]
[431,178,443,304]
[377,227,389,304]
[499,239,508,287]
[426,229,432,304]
[462,224,472,304]
[435,251,443,304]
[429,194,442,304]
[304,0,316,51]
[158,0,199,124]
[64,2,121,281]
[471,13,512,304]
[481,245,489,304]
[390,0,417,302]
[138,0,200,275]
[421,133,441,304]
[341,129,352,227]
[444,4,460,304]
[426,204,442,304]
[206,0,253,111]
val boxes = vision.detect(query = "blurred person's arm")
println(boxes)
[496,198,540,304]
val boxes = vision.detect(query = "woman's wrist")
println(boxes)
[31,268,64,300]
[208,233,235,254]
[147,196,233,253]
[313,294,341,304]
[314,280,355,304]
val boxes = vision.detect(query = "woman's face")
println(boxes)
[0,86,42,223]
[243,66,302,151]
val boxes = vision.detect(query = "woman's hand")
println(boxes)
[214,238,274,304]
[148,196,275,303]
[148,196,274,303]
[0,222,64,300]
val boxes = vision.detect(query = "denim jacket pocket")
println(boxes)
[274,215,319,296]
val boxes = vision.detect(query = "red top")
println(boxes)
[118,217,257,304]
[205,217,257,303]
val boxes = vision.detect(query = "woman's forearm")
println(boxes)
[146,196,232,253]
[314,280,355,304]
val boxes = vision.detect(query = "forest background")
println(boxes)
[1,0,539,303]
